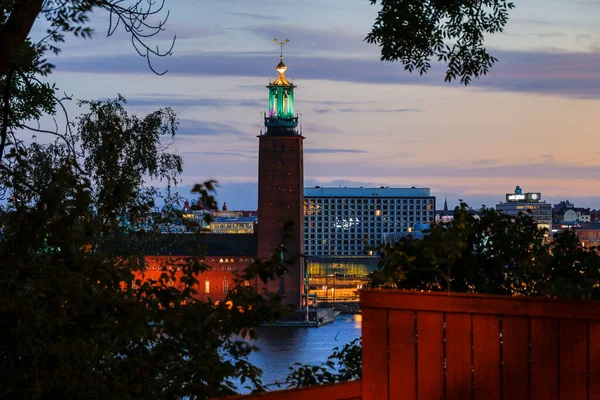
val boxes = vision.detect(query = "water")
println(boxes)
[248,314,362,388]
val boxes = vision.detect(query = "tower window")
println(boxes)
[223,280,228,294]
[205,280,210,294]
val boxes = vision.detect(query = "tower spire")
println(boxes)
[265,39,298,134]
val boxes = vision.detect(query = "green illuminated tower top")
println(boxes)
[264,39,298,135]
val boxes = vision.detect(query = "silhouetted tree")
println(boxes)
[372,204,600,299]
[366,0,515,85]
[0,97,288,399]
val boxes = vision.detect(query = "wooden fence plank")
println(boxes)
[360,290,600,320]
[361,308,388,400]
[473,315,501,400]
[590,322,600,400]
[416,311,444,400]
[559,319,587,400]
[446,313,473,400]
[389,310,416,400]
[501,316,529,400]
[530,318,558,400]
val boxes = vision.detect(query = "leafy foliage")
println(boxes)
[280,338,362,389]
[0,98,286,399]
[1,0,174,76]
[366,0,515,84]
[371,203,600,299]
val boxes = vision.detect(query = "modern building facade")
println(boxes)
[496,186,552,231]
[303,187,435,256]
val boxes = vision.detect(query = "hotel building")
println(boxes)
[495,186,552,231]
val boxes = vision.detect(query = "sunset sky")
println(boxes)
[34,0,600,210]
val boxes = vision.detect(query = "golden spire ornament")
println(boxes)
[272,38,291,85]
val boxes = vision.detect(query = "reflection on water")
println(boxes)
[247,315,362,388]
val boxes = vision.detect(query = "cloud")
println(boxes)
[311,107,420,114]
[223,12,274,21]
[533,32,566,38]
[58,47,600,98]
[309,159,600,181]
[243,24,371,54]
[182,150,257,159]
[304,148,368,154]
[126,96,262,109]
[541,154,555,163]
[177,119,247,136]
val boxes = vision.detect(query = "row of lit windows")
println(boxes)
[304,207,433,217]
[205,257,253,263]
[304,198,434,205]
[304,208,433,215]
[306,213,433,221]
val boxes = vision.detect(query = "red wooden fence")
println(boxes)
[361,289,600,400]
[222,289,600,400]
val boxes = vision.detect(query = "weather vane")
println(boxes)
[273,38,290,57]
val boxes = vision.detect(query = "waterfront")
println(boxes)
[248,314,362,388]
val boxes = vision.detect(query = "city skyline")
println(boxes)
[32,0,600,209]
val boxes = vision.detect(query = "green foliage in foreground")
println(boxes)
[0,97,288,399]
[372,204,600,299]
[278,338,362,389]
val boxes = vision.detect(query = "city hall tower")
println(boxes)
[257,41,304,308]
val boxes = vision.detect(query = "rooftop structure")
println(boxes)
[496,186,552,232]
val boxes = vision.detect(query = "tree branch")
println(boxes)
[0,69,14,158]
[0,0,45,76]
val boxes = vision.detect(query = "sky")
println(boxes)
[30,0,600,210]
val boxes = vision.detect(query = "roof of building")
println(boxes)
[148,233,257,257]
[212,217,258,223]
[575,223,600,230]
[304,187,431,198]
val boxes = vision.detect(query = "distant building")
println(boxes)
[303,187,435,257]
[496,186,552,231]
[436,197,453,223]
[573,223,600,247]
[552,200,591,225]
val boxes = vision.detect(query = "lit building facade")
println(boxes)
[496,186,552,231]
[303,187,435,256]
[573,223,600,247]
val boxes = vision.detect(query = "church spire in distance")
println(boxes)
[264,38,298,134]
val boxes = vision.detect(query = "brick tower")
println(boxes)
[257,44,304,309]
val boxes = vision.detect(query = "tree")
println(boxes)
[366,0,515,85]
[0,0,174,77]
[371,203,600,298]
[0,97,288,399]
[0,0,175,160]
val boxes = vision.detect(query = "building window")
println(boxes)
[223,280,228,293]
[205,280,210,294]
